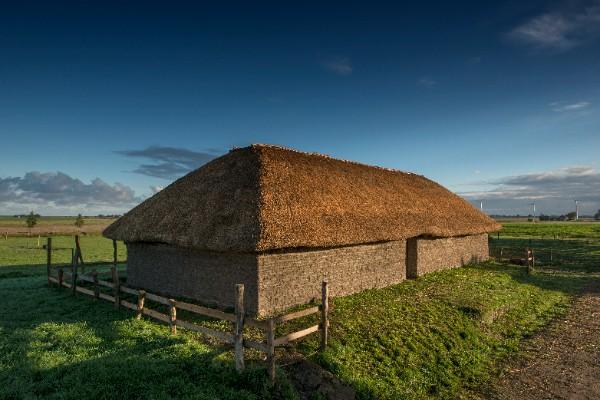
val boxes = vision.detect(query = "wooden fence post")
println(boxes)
[71,249,78,295]
[75,235,84,265]
[136,290,146,319]
[92,270,99,300]
[550,248,553,266]
[526,248,533,275]
[111,266,120,308]
[234,284,245,373]
[58,267,64,287]
[169,299,177,334]
[46,237,52,284]
[113,240,117,267]
[321,279,329,351]
[267,318,276,383]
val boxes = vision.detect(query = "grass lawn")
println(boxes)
[1,229,598,399]
[288,263,587,399]
[0,275,295,400]
[0,235,127,274]
[498,221,600,239]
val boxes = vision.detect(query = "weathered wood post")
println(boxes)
[267,318,276,383]
[92,270,99,300]
[113,240,117,267]
[111,266,120,308]
[75,235,84,265]
[500,247,504,262]
[46,237,52,284]
[58,266,64,287]
[71,248,78,295]
[526,248,533,275]
[321,279,329,351]
[169,299,177,334]
[136,290,146,320]
[550,248,553,266]
[234,284,245,372]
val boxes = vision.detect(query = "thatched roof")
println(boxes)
[104,144,500,252]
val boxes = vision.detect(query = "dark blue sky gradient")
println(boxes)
[1,1,599,215]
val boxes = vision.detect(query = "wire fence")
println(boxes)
[488,236,600,272]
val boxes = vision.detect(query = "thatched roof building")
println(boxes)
[104,144,499,316]
[105,144,499,251]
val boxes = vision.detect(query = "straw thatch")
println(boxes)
[104,144,500,252]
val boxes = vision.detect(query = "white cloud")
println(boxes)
[417,77,436,88]
[460,165,600,215]
[550,101,591,112]
[322,57,353,76]
[508,1,600,51]
[0,171,141,215]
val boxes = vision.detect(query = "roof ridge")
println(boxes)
[230,143,419,176]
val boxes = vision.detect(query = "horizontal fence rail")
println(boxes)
[46,238,328,383]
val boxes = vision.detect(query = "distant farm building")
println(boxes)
[103,144,500,316]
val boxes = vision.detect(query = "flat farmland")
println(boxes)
[0,216,115,236]
[1,222,598,399]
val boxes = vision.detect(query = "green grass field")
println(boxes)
[498,221,600,239]
[0,216,115,227]
[1,223,598,399]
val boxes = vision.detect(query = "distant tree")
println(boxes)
[566,211,577,220]
[594,209,600,221]
[539,214,550,221]
[25,211,38,230]
[74,214,84,228]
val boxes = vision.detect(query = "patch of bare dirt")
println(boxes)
[485,279,600,400]
[281,353,355,400]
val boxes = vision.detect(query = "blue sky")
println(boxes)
[1,0,599,216]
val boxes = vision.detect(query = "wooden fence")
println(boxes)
[46,238,328,381]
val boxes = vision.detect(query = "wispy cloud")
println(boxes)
[550,101,591,112]
[417,77,436,88]
[115,145,222,180]
[460,165,600,215]
[322,57,353,76]
[0,171,140,214]
[508,1,600,51]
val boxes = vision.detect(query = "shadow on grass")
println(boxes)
[0,276,294,400]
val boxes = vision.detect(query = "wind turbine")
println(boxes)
[529,202,536,219]
[575,200,579,220]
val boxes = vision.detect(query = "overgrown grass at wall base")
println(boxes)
[292,262,583,399]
